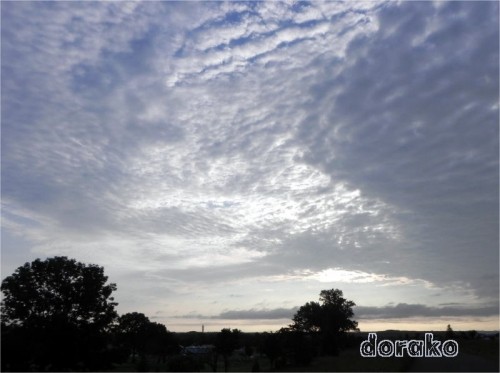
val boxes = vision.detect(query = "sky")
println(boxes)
[1,1,499,333]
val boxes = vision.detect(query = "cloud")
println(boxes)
[176,302,499,322]
[294,1,499,297]
[164,2,377,86]
[355,303,500,319]
[216,308,297,320]
[173,307,297,321]
[255,268,435,290]
[1,1,498,330]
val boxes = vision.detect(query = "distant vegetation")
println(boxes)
[1,257,498,372]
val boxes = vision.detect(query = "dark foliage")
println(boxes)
[215,328,241,372]
[280,328,315,366]
[115,311,177,362]
[115,312,152,359]
[258,328,315,369]
[291,288,358,356]
[260,331,282,369]
[446,324,456,339]
[1,256,119,371]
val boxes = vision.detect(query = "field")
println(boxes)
[109,331,499,372]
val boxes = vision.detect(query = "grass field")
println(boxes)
[109,349,413,372]
[108,336,498,372]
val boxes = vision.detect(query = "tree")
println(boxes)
[1,256,117,328]
[446,324,455,339]
[279,328,314,367]
[215,328,241,372]
[261,332,282,370]
[116,312,152,360]
[290,301,323,333]
[1,256,118,371]
[145,321,176,363]
[290,289,358,355]
[115,312,175,369]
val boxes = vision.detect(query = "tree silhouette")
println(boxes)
[291,288,358,355]
[446,324,456,339]
[290,301,323,333]
[1,256,117,328]
[145,321,176,363]
[279,328,314,367]
[116,312,152,360]
[216,328,241,372]
[1,256,118,371]
[261,332,282,369]
[114,312,176,369]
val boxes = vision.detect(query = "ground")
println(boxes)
[108,337,499,372]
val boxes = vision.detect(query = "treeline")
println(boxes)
[1,257,360,372]
[1,310,178,371]
[170,327,363,372]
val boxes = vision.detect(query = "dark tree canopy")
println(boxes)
[1,256,117,329]
[117,312,152,336]
[291,289,358,334]
[291,301,323,333]
[114,311,176,366]
[216,328,241,372]
[1,257,119,371]
[290,289,358,356]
